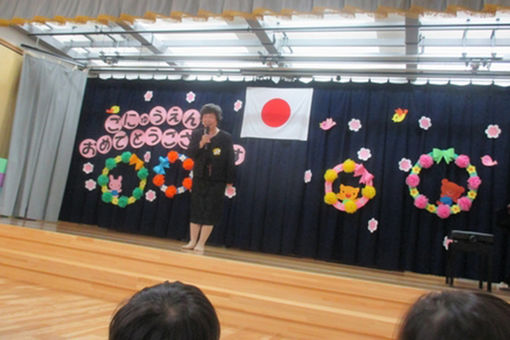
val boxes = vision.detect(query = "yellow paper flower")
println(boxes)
[343,159,356,173]
[468,190,477,199]
[324,192,338,205]
[467,165,476,174]
[362,185,376,199]
[427,204,437,213]
[451,205,461,214]
[324,169,338,182]
[344,200,358,213]
[410,188,419,197]
[412,166,421,174]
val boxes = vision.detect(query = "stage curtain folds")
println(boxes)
[0,54,87,221]
[60,79,510,282]
[1,0,510,25]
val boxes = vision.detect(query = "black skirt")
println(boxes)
[190,178,226,225]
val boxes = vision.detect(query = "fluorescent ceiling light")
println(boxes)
[290,46,380,55]
[289,62,406,70]
[167,46,250,55]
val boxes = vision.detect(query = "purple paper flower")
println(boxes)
[145,189,157,202]
[144,91,153,102]
[234,100,243,112]
[418,116,432,130]
[304,170,312,183]
[368,218,378,233]
[84,179,96,191]
[398,158,412,172]
[357,147,372,161]
[82,162,94,174]
[348,118,362,132]
[485,124,501,139]
[186,91,196,103]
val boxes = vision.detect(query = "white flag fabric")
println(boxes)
[240,87,314,141]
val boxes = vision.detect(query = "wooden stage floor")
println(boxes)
[1,216,504,293]
[1,217,509,339]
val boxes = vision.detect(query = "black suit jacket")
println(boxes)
[186,128,235,183]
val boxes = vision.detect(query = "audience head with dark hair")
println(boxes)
[398,290,510,340]
[109,281,220,340]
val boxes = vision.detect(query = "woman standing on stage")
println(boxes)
[183,103,235,253]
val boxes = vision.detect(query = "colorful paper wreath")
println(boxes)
[406,148,481,219]
[97,152,148,208]
[323,159,376,213]
[152,150,194,198]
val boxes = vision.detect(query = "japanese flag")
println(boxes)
[240,87,314,141]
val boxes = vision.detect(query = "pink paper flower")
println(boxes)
[348,118,362,132]
[357,147,372,161]
[304,170,312,183]
[84,179,97,191]
[467,176,482,190]
[458,197,472,211]
[367,218,378,233]
[414,195,429,209]
[144,151,151,163]
[144,91,153,102]
[406,174,420,187]
[443,236,453,250]
[82,162,94,174]
[186,91,196,103]
[233,100,243,112]
[398,158,412,172]
[485,124,501,139]
[145,189,157,202]
[419,154,433,168]
[455,155,470,168]
[418,116,432,130]
[436,204,451,219]
[225,185,236,199]
[320,118,337,130]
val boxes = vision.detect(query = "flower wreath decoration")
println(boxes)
[323,159,376,213]
[97,152,148,208]
[152,150,194,198]
[406,148,481,219]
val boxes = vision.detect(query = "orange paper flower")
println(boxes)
[165,185,177,198]
[182,177,193,190]
[167,151,179,163]
[182,158,194,171]
[152,174,165,187]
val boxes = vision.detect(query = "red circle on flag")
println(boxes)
[261,98,290,127]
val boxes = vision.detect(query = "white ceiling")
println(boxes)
[15,11,510,82]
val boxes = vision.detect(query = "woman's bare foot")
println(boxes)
[193,245,205,254]
[181,242,196,250]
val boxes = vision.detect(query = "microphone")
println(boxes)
[203,126,210,149]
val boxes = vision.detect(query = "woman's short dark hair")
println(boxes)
[200,103,222,121]
[109,281,220,340]
[398,290,510,340]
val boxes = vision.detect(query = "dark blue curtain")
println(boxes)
[60,79,510,282]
